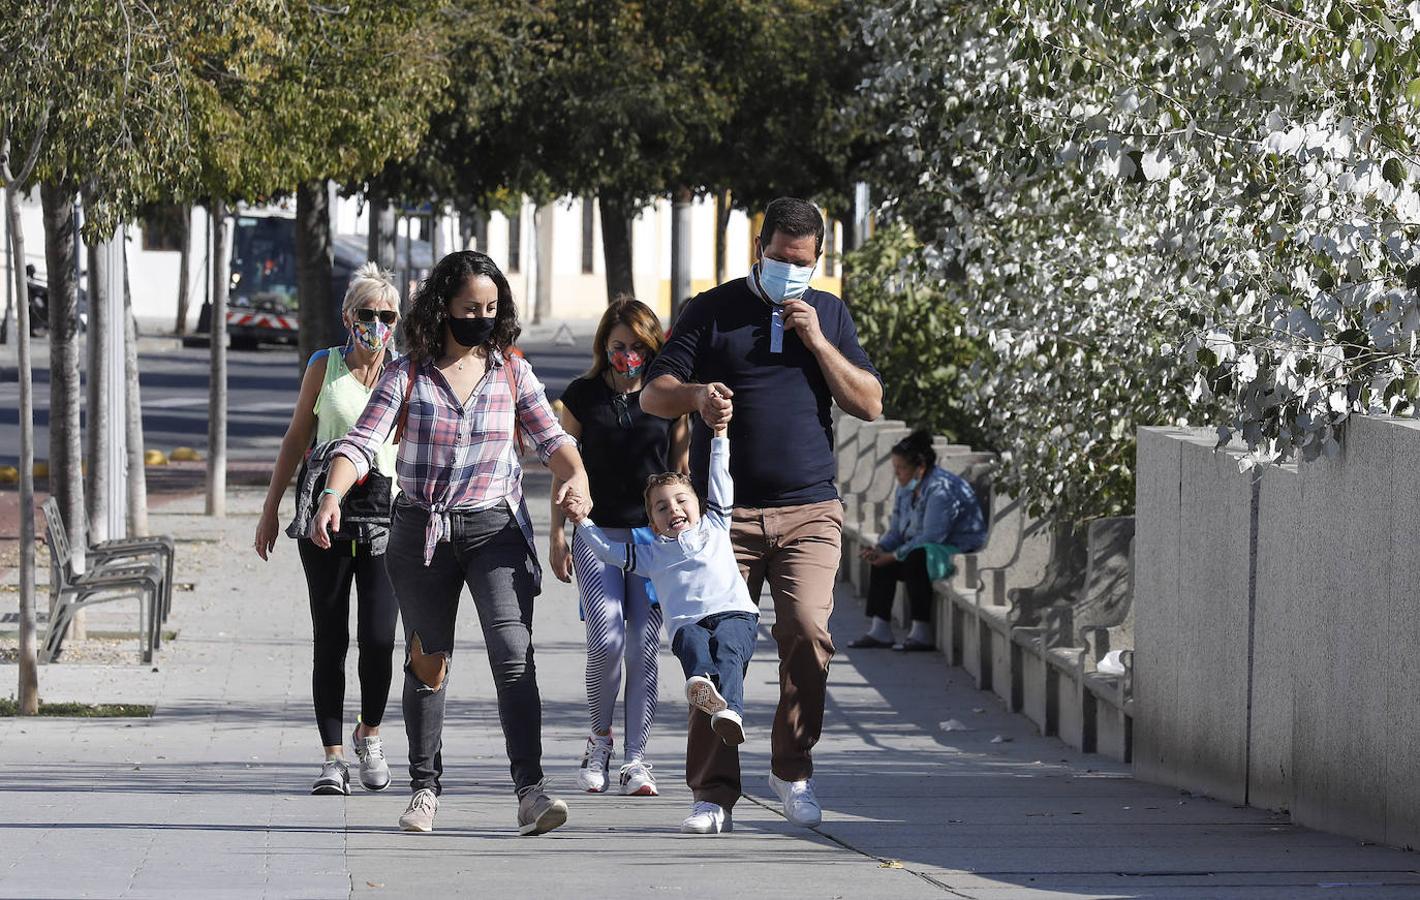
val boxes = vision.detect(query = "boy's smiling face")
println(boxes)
[648,481,701,537]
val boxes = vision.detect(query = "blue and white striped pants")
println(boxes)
[572,526,663,762]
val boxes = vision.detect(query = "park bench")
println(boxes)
[82,505,176,624]
[40,498,174,663]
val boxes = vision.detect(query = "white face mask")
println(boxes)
[757,256,816,304]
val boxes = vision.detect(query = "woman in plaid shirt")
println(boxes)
[311,251,593,837]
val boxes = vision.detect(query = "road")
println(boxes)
[0,323,596,468]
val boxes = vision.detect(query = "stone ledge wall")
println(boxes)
[1135,418,1420,850]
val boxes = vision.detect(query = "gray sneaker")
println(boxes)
[310,759,350,796]
[516,779,569,836]
[351,727,391,792]
[399,788,438,833]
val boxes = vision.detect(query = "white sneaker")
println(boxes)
[399,788,438,832]
[351,727,390,792]
[576,735,614,793]
[619,760,658,796]
[680,800,731,834]
[310,758,350,796]
[768,774,822,827]
[710,709,745,746]
[685,675,727,716]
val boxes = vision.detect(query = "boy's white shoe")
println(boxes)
[768,774,822,827]
[685,675,728,716]
[710,709,745,746]
[619,760,659,796]
[680,801,732,834]
[576,735,614,793]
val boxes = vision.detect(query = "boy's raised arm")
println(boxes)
[705,429,733,529]
[575,520,646,575]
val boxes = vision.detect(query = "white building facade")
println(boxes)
[1,190,846,333]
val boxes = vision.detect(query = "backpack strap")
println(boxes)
[503,351,527,456]
[391,360,417,445]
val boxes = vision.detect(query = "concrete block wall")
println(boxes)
[1134,418,1420,850]
[834,418,1134,765]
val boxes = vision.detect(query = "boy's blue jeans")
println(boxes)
[671,611,759,714]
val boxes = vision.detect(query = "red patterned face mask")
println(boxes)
[608,349,646,378]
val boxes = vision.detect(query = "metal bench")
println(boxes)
[80,502,176,618]
[41,500,171,663]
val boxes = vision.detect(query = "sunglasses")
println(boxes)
[610,392,633,429]
[355,308,398,325]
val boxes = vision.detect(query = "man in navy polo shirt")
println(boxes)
[643,197,882,833]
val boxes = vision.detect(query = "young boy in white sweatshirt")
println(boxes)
[565,421,757,834]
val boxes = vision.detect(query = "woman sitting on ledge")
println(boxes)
[849,430,987,652]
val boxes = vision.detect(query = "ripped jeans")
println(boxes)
[387,500,544,795]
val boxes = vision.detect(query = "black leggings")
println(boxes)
[298,538,399,747]
[865,547,933,624]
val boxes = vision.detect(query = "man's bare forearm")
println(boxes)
[814,342,882,421]
[641,375,701,418]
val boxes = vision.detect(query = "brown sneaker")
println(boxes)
[399,788,438,833]
[517,779,569,836]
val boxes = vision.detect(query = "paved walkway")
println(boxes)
[2,477,1417,899]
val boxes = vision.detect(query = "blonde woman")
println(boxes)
[550,298,689,796]
[255,262,402,796]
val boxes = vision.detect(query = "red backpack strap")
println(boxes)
[391,360,417,445]
[503,352,526,456]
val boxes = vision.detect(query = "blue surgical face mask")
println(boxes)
[905,476,920,491]
[757,256,816,305]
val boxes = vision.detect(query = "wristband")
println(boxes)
[320,487,343,501]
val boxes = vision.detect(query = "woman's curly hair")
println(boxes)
[401,250,521,362]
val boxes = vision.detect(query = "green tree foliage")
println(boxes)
[178,2,447,202]
[690,0,873,218]
[843,224,985,448]
[859,0,1420,522]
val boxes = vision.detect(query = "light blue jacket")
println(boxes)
[878,466,987,558]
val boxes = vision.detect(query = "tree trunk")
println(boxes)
[0,193,11,347]
[533,202,555,324]
[599,195,635,301]
[41,183,86,581]
[295,180,335,366]
[7,184,38,714]
[714,189,730,286]
[174,202,192,335]
[82,204,114,643]
[123,243,148,536]
[366,186,397,271]
[470,209,488,252]
[430,204,447,261]
[670,187,693,320]
[206,199,229,517]
[87,223,127,562]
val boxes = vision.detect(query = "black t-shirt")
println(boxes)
[560,374,675,528]
[647,278,880,508]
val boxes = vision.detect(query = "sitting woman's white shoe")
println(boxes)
[680,800,731,834]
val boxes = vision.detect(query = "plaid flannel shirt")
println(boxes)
[332,349,573,565]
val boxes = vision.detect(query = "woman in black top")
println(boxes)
[551,298,689,797]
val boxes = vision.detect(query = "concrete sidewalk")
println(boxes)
[1,477,1417,899]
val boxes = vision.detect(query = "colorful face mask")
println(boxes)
[352,319,392,352]
[608,348,646,378]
